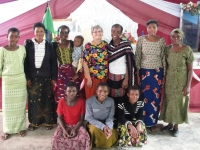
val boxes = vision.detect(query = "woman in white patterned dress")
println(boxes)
[0,28,27,140]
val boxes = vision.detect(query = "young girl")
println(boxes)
[51,81,90,150]
[116,85,147,147]
[0,28,27,140]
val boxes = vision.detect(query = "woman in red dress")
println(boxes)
[51,82,90,150]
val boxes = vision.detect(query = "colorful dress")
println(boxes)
[117,98,147,147]
[52,98,90,150]
[0,46,27,134]
[83,41,108,99]
[159,45,194,124]
[135,36,166,127]
[53,41,81,102]
[107,40,135,109]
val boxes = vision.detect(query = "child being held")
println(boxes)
[72,35,84,80]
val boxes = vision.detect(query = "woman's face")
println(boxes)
[7,31,19,46]
[59,27,69,41]
[147,23,158,36]
[96,86,109,102]
[111,26,121,41]
[92,27,103,40]
[127,90,140,105]
[34,27,45,42]
[171,32,182,45]
[65,86,77,101]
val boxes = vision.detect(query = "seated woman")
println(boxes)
[116,85,147,148]
[51,81,90,150]
[85,82,118,149]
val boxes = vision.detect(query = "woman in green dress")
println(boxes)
[159,28,194,137]
[0,28,27,140]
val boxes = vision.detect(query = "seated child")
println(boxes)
[85,82,118,149]
[51,81,90,150]
[72,35,84,80]
[116,85,147,148]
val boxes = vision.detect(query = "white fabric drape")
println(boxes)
[140,0,181,17]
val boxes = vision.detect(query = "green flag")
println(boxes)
[42,3,55,34]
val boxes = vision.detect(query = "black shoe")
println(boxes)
[172,129,179,137]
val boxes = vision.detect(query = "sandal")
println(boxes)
[28,124,35,131]
[1,133,9,140]
[45,126,53,130]
[18,130,26,137]
[150,126,157,132]
[162,125,173,131]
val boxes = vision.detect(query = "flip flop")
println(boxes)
[18,130,26,137]
[28,124,35,131]
[45,126,53,130]
[150,126,157,132]
[1,133,9,140]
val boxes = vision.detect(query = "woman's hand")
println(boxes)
[103,126,112,139]
[136,70,141,86]
[136,122,143,134]
[128,124,138,138]
[162,76,166,87]
[69,128,77,138]
[182,85,190,96]
[87,78,92,88]
[63,127,70,138]
[27,80,32,87]
[122,78,128,89]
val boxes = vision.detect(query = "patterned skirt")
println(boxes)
[2,74,27,134]
[54,64,81,102]
[28,76,56,127]
[51,124,90,150]
[140,68,164,127]
[116,122,147,148]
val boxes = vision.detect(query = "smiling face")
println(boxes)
[170,31,182,45]
[96,86,109,103]
[92,27,103,40]
[74,37,83,47]
[58,27,69,41]
[65,86,77,101]
[147,23,158,36]
[34,27,45,42]
[7,31,19,46]
[111,25,122,41]
[127,89,140,105]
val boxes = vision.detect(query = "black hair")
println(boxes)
[66,81,78,90]
[57,25,70,34]
[75,35,84,43]
[127,85,141,94]
[97,82,109,89]
[33,22,45,31]
[7,27,20,35]
[146,19,158,27]
[112,24,123,34]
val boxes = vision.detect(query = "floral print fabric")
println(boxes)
[83,41,108,79]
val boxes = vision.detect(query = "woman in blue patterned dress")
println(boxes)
[135,20,166,131]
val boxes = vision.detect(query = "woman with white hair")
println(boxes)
[159,28,194,137]
[83,25,108,99]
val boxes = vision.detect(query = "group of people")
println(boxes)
[0,19,194,150]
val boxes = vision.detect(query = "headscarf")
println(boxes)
[170,28,184,39]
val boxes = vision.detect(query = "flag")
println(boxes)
[42,2,55,34]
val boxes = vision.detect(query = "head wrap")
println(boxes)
[170,28,184,39]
